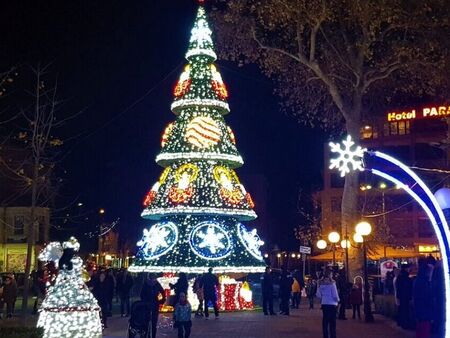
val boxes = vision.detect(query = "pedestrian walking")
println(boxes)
[306,278,317,309]
[291,277,301,309]
[170,272,189,307]
[413,258,434,338]
[396,264,413,329]
[92,271,110,328]
[279,268,293,315]
[174,292,192,338]
[193,275,204,317]
[261,267,275,315]
[200,268,219,319]
[140,273,166,338]
[349,282,362,319]
[116,268,134,317]
[317,269,339,338]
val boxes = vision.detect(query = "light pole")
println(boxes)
[317,231,341,268]
[340,237,350,282]
[328,231,340,267]
[355,221,374,323]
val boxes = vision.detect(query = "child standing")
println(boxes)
[349,282,363,319]
[174,292,192,338]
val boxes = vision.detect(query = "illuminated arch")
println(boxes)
[329,135,450,336]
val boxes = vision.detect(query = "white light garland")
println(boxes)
[171,98,230,114]
[186,48,217,60]
[156,152,243,167]
[128,265,266,274]
[141,206,257,221]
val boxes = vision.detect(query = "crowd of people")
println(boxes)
[388,257,445,338]
[2,256,442,338]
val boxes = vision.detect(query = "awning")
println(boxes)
[310,245,417,261]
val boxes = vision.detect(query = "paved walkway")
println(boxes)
[104,302,414,338]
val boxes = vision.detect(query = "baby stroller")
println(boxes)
[128,301,152,338]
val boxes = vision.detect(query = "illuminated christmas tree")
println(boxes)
[37,238,102,338]
[129,6,265,274]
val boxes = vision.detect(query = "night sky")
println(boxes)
[1,1,325,252]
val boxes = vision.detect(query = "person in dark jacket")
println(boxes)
[279,268,293,315]
[200,268,219,319]
[105,269,115,316]
[116,269,134,317]
[336,270,349,320]
[413,258,434,338]
[170,272,189,307]
[431,259,444,336]
[92,271,110,328]
[1,275,17,318]
[261,267,275,315]
[305,278,317,309]
[395,264,413,329]
[349,282,363,319]
[140,273,166,338]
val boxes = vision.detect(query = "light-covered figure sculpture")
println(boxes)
[37,237,102,338]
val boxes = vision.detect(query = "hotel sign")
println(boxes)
[387,105,450,122]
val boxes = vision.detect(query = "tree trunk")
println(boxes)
[21,162,39,315]
[342,119,363,281]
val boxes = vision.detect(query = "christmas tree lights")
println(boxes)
[37,238,102,338]
[129,6,265,275]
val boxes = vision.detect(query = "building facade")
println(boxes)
[0,207,50,272]
[321,105,450,255]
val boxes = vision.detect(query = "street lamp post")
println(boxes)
[340,236,350,282]
[328,231,340,267]
[355,221,374,323]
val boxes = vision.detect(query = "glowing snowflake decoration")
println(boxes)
[137,222,178,259]
[237,224,264,260]
[329,135,366,177]
[189,222,232,260]
[197,225,225,254]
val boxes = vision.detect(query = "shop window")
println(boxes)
[13,216,24,236]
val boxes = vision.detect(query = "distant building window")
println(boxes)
[360,125,378,139]
[384,121,410,136]
[390,122,398,135]
[13,216,25,236]
[331,197,341,212]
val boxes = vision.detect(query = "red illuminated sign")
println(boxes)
[387,105,450,122]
